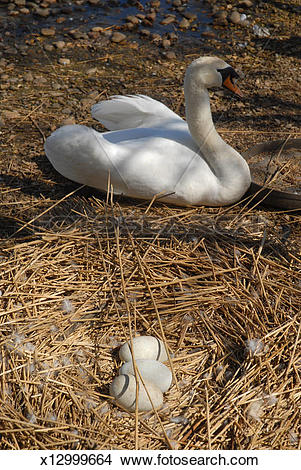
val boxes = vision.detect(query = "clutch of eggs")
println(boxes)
[110,335,172,412]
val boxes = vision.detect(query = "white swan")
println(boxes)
[45,56,251,206]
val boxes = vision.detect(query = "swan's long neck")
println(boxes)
[184,79,251,203]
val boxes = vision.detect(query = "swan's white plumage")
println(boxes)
[45,57,251,206]
[91,94,182,130]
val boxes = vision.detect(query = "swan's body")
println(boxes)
[45,57,251,206]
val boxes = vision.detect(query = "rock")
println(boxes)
[69,29,87,40]
[151,33,161,42]
[44,44,54,52]
[35,7,50,17]
[14,0,26,5]
[24,71,34,82]
[162,39,171,49]
[164,51,176,60]
[119,336,168,362]
[19,7,29,13]
[239,0,253,7]
[140,28,151,37]
[126,15,139,25]
[53,41,65,49]
[201,30,216,39]
[91,26,103,32]
[167,32,178,41]
[229,11,242,24]
[125,22,135,31]
[182,11,197,21]
[172,0,182,6]
[142,18,153,27]
[110,374,163,412]
[58,58,70,65]
[111,32,127,43]
[160,15,176,26]
[41,28,55,37]
[146,12,156,22]
[119,359,172,393]
[179,18,190,29]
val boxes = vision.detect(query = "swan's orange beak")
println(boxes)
[223,75,243,97]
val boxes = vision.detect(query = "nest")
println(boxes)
[0,193,300,450]
[0,40,300,451]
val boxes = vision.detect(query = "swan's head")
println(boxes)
[185,56,243,97]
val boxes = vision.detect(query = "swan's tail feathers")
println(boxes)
[244,182,301,210]
[91,94,181,130]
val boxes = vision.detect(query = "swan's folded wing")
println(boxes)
[91,94,183,130]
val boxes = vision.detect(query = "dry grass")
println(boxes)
[1,194,300,449]
[0,40,300,450]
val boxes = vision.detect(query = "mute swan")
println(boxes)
[45,56,251,206]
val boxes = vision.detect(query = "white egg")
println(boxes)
[119,336,168,362]
[110,374,163,412]
[119,359,172,393]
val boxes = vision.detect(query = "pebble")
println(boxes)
[201,31,216,39]
[35,7,50,17]
[229,11,242,25]
[162,39,171,49]
[44,44,54,52]
[111,32,127,43]
[239,0,253,7]
[160,15,176,25]
[119,336,168,362]
[23,71,34,82]
[140,29,151,37]
[178,18,190,29]
[126,15,139,25]
[164,51,176,60]
[41,28,55,37]
[119,359,172,393]
[110,374,163,412]
[53,41,66,50]
[58,58,70,65]
[151,32,162,43]
[182,11,197,21]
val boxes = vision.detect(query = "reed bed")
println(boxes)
[0,194,300,450]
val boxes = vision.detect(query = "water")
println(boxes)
[1,0,212,44]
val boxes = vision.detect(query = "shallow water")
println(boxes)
[1,0,212,43]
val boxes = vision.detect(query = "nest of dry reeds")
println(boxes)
[0,192,300,450]
[0,43,300,450]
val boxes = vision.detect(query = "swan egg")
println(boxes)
[119,359,172,393]
[110,374,163,412]
[119,336,168,362]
